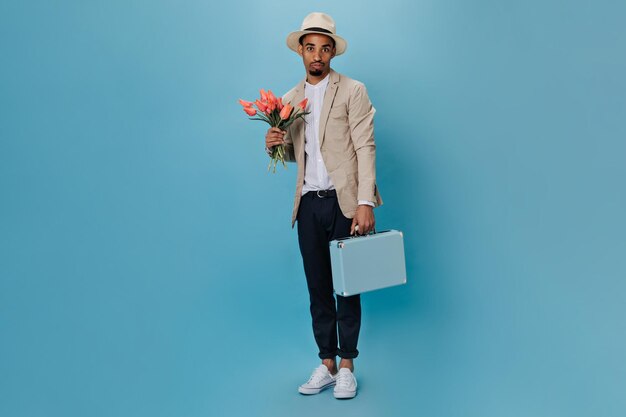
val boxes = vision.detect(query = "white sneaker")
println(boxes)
[298,365,336,395]
[333,368,357,399]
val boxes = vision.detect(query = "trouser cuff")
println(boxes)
[337,349,359,359]
[319,350,339,360]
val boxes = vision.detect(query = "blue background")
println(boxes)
[1,1,625,416]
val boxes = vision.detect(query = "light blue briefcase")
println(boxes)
[329,230,407,296]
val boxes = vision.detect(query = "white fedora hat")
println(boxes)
[286,12,347,56]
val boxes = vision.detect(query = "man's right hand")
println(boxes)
[265,127,286,150]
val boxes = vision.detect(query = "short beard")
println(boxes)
[308,68,323,77]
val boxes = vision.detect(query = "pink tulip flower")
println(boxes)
[243,107,257,116]
[279,104,293,120]
[255,100,268,113]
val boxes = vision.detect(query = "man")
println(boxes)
[265,12,382,399]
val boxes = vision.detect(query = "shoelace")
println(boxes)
[307,366,330,384]
[335,371,353,388]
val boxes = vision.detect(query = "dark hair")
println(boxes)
[299,33,336,48]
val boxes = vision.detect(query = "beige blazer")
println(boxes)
[282,69,383,227]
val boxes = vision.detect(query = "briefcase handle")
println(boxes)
[352,225,376,237]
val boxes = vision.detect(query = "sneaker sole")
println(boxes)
[333,390,357,399]
[298,381,335,395]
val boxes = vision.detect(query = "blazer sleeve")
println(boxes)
[281,92,297,162]
[283,127,296,162]
[348,82,377,203]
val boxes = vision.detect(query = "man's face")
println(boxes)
[298,34,336,79]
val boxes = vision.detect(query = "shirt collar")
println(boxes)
[305,73,330,90]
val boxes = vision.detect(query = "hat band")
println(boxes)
[303,27,333,34]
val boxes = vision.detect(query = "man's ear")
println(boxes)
[298,44,303,57]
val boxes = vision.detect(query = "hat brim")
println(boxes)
[286,30,347,56]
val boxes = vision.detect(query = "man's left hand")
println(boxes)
[351,205,375,235]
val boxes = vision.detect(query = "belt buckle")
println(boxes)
[316,190,327,198]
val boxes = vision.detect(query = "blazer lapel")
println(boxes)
[319,69,340,148]
[290,78,307,160]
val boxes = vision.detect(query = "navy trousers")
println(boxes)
[297,190,361,359]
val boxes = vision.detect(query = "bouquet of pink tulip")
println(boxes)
[239,89,309,173]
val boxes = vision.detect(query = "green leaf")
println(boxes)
[248,117,270,124]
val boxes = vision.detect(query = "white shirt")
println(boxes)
[302,74,333,194]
